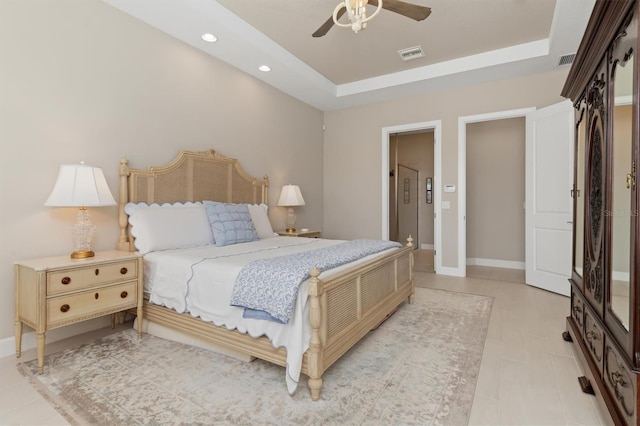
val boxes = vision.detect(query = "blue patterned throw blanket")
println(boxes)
[230,239,402,324]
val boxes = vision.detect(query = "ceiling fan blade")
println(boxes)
[370,0,431,21]
[312,8,347,37]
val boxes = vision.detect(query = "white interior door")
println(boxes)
[525,100,574,296]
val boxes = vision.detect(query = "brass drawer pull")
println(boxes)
[60,304,70,313]
[120,267,128,275]
[95,293,99,300]
[61,277,71,285]
[95,268,99,276]
[120,291,128,299]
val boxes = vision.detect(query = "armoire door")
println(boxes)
[604,7,637,358]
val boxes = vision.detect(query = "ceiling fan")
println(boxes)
[312,0,431,37]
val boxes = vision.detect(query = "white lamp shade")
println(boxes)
[44,164,116,207]
[277,184,305,207]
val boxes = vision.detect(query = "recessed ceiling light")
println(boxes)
[201,33,217,43]
[258,65,271,72]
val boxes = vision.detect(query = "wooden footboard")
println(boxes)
[141,242,414,401]
[306,242,414,400]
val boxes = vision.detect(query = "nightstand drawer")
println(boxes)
[47,260,138,295]
[47,281,138,327]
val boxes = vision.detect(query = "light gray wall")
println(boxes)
[323,70,569,268]
[466,118,525,263]
[0,0,323,342]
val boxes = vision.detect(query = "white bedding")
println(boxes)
[143,236,398,394]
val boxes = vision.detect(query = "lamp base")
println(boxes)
[71,250,95,259]
[285,227,296,233]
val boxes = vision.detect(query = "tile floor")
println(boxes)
[0,251,611,425]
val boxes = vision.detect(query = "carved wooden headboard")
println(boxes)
[117,149,269,251]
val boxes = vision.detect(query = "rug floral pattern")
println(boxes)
[19,287,493,425]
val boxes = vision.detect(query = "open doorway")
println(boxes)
[382,120,441,274]
[457,107,534,278]
[389,132,435,272]
[466,118,526,282]
[457,103,573,294]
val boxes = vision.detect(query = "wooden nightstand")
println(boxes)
[14,250,143,373]
[277,230,322,238]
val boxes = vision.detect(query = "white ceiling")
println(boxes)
[103,0,595,111]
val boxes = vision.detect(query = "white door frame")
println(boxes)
[457,107,536,277]
[382,120,442,273]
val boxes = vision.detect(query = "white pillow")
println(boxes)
[248,203,276,239]
[124,202,214,254]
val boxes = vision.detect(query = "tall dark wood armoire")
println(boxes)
[562,1,640,424]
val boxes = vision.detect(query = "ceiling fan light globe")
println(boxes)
[332,0,382,32]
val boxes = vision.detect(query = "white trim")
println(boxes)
[0,317,110,359]
[611,276,629,297]
[467,257,526,270]
[615,95,633,106]
[438,266,466,277]
[612,270,630,282]
[420,243,434,250]
[457,107,536,278]
[382,120,443,274]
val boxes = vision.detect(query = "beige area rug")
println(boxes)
[18,288,493,426]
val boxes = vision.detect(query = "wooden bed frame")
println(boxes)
[117,149,414,400]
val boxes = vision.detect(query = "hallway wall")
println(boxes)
[466,117,526,265]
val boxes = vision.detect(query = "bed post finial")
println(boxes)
[307,266,324,401]
[117,158,131,251]
[263,175,269,205]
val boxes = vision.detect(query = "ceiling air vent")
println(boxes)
[398,45,425,61]
[558,53,576,66]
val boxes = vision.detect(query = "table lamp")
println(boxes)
[44,162,116,259]
[277,184,305,233]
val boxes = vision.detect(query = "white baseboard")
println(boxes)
[437,266,466,277]
[0,317,110,359]
[420,244,434,250]
[467,257,525,270]
[612,270,630,282]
